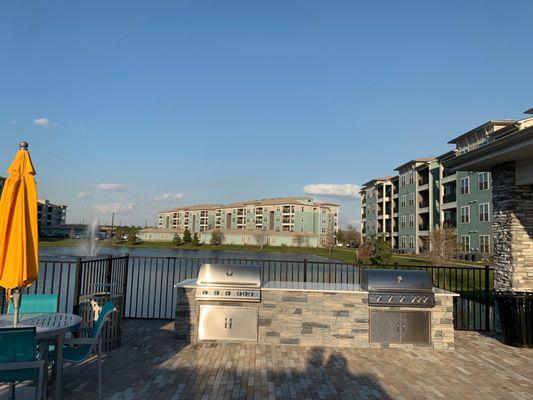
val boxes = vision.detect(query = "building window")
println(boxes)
[461,235,470,253]
[408,193,415,206]
[460,206,470,224]
[480,235,490,253]
[400,215,406,228]
[409,236,415,249]
[460,177,470,195]
[478,172,489,191]
[409,214,415,228]
[479,203,490,222]
[400,175,405,187]
[400,236,406,248]
[400,195,406,208]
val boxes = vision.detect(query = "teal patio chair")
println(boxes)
[7,294,59,316]
[0,327,45,400]
[50,301,116,400]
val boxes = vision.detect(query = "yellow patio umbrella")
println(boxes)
[0,141,39,323]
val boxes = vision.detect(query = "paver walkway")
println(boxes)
[55,320,533,399]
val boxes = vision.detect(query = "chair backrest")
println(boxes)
[0,328,37,383]
[7,294,59,315]
[91,301,116,339]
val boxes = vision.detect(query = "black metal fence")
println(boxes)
[0,255,494,331]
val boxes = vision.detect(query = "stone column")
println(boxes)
[491,162,533,292]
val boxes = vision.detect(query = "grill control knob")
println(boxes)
[237,291,242,296]
[388,296,394,303]
[400,296,405,303]
[225,291,231,296]
[376,295,382,302]
[214,290,219,295]
[411,297,417,303]
[202,290,208,295]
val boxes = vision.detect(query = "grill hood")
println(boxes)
[196,264,261,288]
[362,269,433,292]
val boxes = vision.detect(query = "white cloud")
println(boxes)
[154,193,184,202]
[94,202,136,215]
[11,120,16,124]
[96,183,131,191]
[33,117,58,127]
[303,183,361,199]
[77,191,93,199]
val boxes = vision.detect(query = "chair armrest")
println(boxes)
[64,337,98,345]
[0,360,44,371]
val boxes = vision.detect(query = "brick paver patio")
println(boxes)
[55,320,533,399]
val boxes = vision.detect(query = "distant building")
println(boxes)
[137,228,181,242]
[156,197,339,247]
[37,199,67,232]
[40,224,87,238]
[199,229,320,247]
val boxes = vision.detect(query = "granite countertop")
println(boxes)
[174,279,458,297]
[433,288,460,297]
[174,279,197,288]
[262,281,367,293]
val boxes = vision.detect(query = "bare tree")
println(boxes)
[324,218,336,254]
[428,226,458,266]
[294,233,307,247]
[254,230,267,250]
[357,239,373,264]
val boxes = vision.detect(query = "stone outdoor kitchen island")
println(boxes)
[175,278,457,350]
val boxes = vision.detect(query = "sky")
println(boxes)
[1,1,532,228]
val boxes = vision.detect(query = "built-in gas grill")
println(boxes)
[195,263,261,302]
[362,269,435,308]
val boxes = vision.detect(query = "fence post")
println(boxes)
[484,265,491,332]
[106,255,113,286]
[122,255,130,319]
[73,257,83,314]
[303,259,307,283]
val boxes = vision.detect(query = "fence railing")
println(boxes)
[0,255,495,331]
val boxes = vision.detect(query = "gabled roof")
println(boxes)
[447,120,516,144]
[394,157,436,172]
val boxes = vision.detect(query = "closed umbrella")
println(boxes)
[0,141,39,323]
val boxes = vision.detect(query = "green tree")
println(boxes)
[127,227,139,245]
[192,232,200,246]
[210,230,223,245]
[371,235,392,266]
[173,234,182,246]
[183,228,192,243]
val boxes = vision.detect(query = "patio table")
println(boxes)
[0,312,82,400]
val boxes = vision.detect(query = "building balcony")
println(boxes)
[442,174,456,184]
[417,183,429,191]
[442,201,457,210]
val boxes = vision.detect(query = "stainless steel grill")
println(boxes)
[361,269,435,307]
[195,263,261,302]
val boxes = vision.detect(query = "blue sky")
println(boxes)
[1,1,532,227]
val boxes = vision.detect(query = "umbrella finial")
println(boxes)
[19,141,28,150]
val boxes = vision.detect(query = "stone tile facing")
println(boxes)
[175,287,455,349]
[492,162,533,292]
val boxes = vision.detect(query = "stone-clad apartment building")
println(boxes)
[360,121,514,259]
[156,197,339,248]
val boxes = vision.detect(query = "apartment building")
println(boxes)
[37,199,67,231]
[360,177,395,246]
[157,197,339,247]
[362,156,493,259]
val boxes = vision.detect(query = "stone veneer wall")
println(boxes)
[491,162,533,292]
[175,287,455,350]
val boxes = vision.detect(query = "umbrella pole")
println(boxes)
[12,287,21,324]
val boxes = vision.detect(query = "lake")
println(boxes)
[39,245,333,262]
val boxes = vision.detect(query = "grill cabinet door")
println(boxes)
[400,312,431,344]
[198,305,258,341]
[370,311,401,343]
